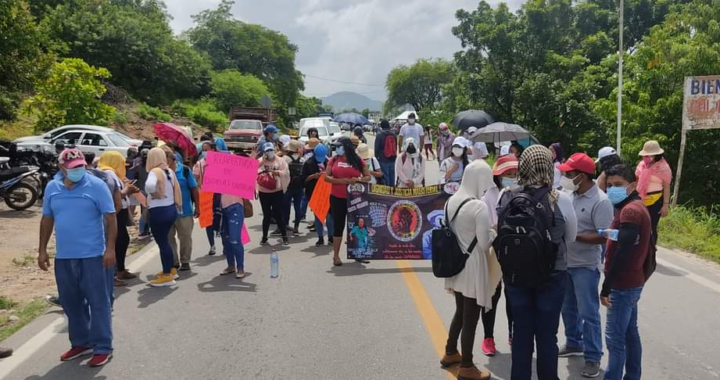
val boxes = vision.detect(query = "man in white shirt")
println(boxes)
[398,113,424,152]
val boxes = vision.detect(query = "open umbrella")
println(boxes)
[153,122,197,158]
[450,110,494,131]
[334,113,370,126]
[469,122,531,144]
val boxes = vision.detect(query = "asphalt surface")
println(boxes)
[2,134,720,380]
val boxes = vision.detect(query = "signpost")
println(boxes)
[260,95,273,109]
[673,76,720,206]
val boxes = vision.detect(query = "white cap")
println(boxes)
[466,126,478,135]
[596,146,617,163]
[473,142,489,158]
[500,145,510,156]
[452,136,467,148]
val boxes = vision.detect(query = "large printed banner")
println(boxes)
[346,184,450,260]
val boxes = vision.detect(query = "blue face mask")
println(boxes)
[607,186,629,205]
[335,146,345,156]
[501,177,517,188]
[66,167,86,183]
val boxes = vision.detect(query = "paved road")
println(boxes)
[2,135,720,380]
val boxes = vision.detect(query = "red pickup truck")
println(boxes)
[223,107,276,154]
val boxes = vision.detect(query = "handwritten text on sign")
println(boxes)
[202,151,258,199]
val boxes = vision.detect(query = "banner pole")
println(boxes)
[672,126,687,208]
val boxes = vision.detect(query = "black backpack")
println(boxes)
[432,198,477,278]
[288,156,304,187]
[493,187,558,288]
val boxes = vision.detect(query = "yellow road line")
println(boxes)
[396,260,456,379]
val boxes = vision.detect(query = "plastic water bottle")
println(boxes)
[597,228,619,242]
[270,250,279,278]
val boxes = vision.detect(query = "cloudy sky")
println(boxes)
[164,0,522,101]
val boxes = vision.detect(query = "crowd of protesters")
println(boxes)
[13,112,669,380]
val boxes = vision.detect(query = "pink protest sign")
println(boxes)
[202,151,258,199]
[241,224,251,245]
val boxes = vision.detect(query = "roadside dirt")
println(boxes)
[0,203,146,304]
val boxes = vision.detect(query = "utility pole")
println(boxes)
[617,0,624,156]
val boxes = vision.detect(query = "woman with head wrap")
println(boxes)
[145,148,183,287]
[496,145,577,380]
[98,151,139,285]
[395,137,425,188]
[440,160,499,380]
[325,137,370,266]
[436,123,456,162]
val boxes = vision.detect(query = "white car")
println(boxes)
[16,129,135,158]
[298,125,331,147]
[328,122,343,144]
[13,124,143,147]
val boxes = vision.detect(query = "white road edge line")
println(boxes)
[0,246,159,380]
[657,257,720,295]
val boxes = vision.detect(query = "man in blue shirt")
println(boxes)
[38,149,117,367]
[168,153,199,271]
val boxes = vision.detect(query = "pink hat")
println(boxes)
[492,155,518,176]
[58,149,86,169]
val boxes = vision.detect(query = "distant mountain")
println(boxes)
[321,92,383,112]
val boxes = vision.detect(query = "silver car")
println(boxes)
[16,129,134,158]
[13,124,142,147]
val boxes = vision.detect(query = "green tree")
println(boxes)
[0,0,48,120]
[41,0,211,104]
[211,70,270,112]
[386,58,454,112]
[25,58,116,132]
[187,0,303,108]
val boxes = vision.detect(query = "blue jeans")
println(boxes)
[300,192,309,220]
[562,267,603,363]
[149,205,177,274]
[139,205,149,235]
[505,271,567,380]
[205,226,215,247]
[604,287,643,380]
[314,212,334,239]
[379,160,395,186]
[221,203,245,270]
[283,187,304,227]
[55,257,114,354]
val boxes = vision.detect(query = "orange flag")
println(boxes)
[309,176,332,224]
[198,191,214,228]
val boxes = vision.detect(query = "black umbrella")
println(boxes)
[450,110,494,131]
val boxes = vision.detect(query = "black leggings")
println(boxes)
[480,283,503,339]
[116,209,130,272]
[260,191,286,238]
[646,192,663,247]
[446,292,481,367]
[330,195,347,238]
[504,282,515,339]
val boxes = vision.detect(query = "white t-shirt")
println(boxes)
[145,169,176,208]
[364,157,381,184]
[399,123,425,145]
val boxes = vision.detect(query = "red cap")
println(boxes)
[58,149,86,169]
[558,153,595,175]
[492,155,518,176]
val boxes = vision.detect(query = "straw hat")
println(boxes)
[638,140,664,156]
[357,143,373,160]
[306,138,320,149]
[287,139,302,153]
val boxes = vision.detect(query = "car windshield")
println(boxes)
[230,120,262,130]
[300,126,329,137]
[328,123,341,134]
[107,134,129,147]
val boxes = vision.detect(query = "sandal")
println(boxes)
[220,268,236,276]
[333,257,343,267]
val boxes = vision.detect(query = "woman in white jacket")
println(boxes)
[440,160,500,380]
[395,137,425,188]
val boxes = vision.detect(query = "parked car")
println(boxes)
[16,130,135,158]
[223,119,264,154]
[298,125,331,147]
[13,124,142,147]
[328,122,343,144]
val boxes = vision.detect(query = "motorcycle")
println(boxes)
[0,157,39,210]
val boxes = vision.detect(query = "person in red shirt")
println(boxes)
[324,137,370,267]
[601,164,652,380]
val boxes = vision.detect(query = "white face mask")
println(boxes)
[291,153,299,160]
[560,174,580,192]
[265,151,276,159]
[452,147,464,157]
